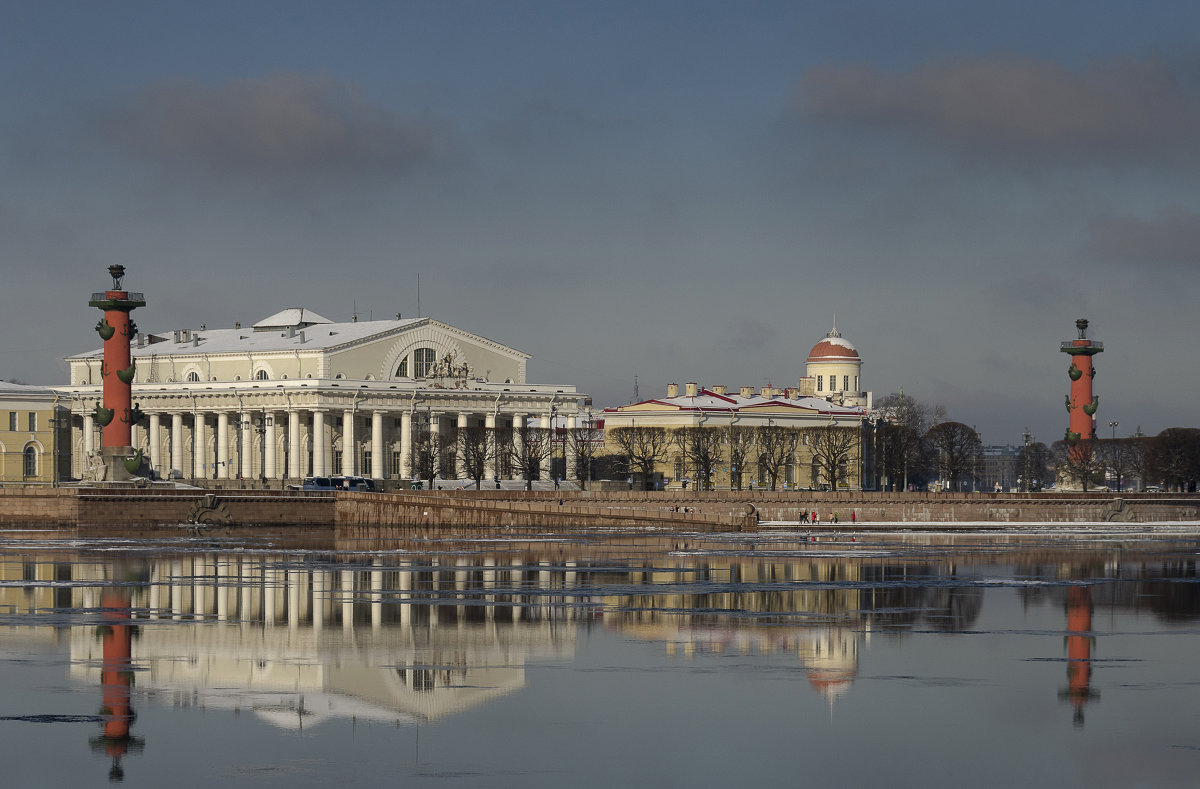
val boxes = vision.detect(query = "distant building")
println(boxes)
[62,308,583,484]
[601,326,878,490]
[0,381,70,485]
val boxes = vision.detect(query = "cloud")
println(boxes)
[1084,210,1200,268]
[98,72,438,175]
[795,56,1200,159]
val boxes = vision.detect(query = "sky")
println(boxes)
[2,0,1198,446]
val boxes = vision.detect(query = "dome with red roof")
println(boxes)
[806,327,859,363]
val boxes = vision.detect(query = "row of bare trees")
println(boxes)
[874,392,986,491]
[408,423,604,489]
[605,423,863,491]
[1051,427,1200,492]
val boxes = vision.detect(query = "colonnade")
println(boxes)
[75,404,583,483]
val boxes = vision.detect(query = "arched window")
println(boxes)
[397,358,408,377]
[255,369,268,380]
[413,348,436,378]
[23,446,37,477]
[186,371,200,382]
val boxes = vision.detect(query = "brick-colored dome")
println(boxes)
[807,328,859,362]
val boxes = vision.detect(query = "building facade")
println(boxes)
[601,327,878,490]
[62,308,583,485]
[0,381,70,485]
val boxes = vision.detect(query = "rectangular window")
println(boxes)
[332,449,343,474]
[8,412,15,432]
[816,377,823,392]
[843,376,849,392]
[391,451,402,477]
[673,458,683,480]
[829,375,836,391]
[362,449,372,476]
[28,412,36,432]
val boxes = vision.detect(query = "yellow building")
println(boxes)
[601,327,878,490]
[0,381,70,486]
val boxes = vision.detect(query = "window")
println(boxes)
[362,449,372,475]
[8,412,16,432]
[829,375,836,391]
[332,449,343,473]
[413,348,436,378]
[843,375,849,391]
[816,377,823,392]
[186,371,200,382]
[854,375,859,391]
[391,451,402,477]
[23,446,36,477]
[255,369,268,380]
[27,412,36,431]
[673,457,683,481]
[397,358,408,377]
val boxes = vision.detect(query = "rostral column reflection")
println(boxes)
[90,585,143,781]
[1059,585,1099,727]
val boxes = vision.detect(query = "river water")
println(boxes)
[1,525,1198,788]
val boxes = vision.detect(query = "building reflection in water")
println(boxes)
[3,535,1199,750]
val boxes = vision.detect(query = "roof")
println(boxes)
[604,388,866,417]
[807,326,859,362]
[69,315,425,359]
[252,308,332,330]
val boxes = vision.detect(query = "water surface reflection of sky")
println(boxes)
[1,528,1199,788]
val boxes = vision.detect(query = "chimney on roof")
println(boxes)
[712,385,727,395]
[685,382,698,397]
[761,386,775,397]
[740,386,754,398]
[234,321,240,330]
[787,387,799,399]
[667,383,679,398]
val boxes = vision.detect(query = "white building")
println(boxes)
[62,308,583,484]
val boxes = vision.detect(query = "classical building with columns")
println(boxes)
[62,308,584,486]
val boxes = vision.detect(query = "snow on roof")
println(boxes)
[0,380,56,395]
[252,308,333,330]
[605,388,866,416]
[68,316,425,359]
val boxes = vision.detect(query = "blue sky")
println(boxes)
[3,1,1199,445]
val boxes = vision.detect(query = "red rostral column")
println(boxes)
[1060,318,1102,443]
[88,265,146,476]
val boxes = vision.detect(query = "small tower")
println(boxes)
[88,265,147,480]
[1060,319,1102,442]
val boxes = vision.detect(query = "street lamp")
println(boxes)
[1108,420,1120,490]
[1021,427,1032,493]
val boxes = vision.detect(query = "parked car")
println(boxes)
[301,475,377,492]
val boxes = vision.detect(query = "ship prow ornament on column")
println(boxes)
[88,265,149,481]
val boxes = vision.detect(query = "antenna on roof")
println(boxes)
[633,374,640,403]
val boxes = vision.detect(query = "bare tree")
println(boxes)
[509,424,552,490]
[804,424,862,490]
[608,426,670,490]
[876,392,940,491]
[411,427,445,490]
[1052,437,1105,492]
[458,425,494,489]
[755,424,797,491]
[673,426,724,490]
[727,425,754,490]
[924,421,980,491]
[1097,438,1136,492]
[1145,428,1200,492]
[1014,441,1051,491]
[567,422,603,489]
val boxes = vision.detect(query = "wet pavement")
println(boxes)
[1,526,1199,787]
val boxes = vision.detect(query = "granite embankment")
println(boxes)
[0,487,1196,531]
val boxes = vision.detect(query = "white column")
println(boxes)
[456,412,469,479]
[264,412,278,480]
[342,409,355,476]
[371,411,384,479]
[83,413,94,459]
[240,411,253,479]
[171,413,183,476]
[430,413,441,479]
[540,412,552,480]
[148,412,161,474]
[512,413,525,482]
[312,410,326,476]
[400,411,412,479]
[193,413,206,478]
[288,410,301,479]
[566,414,577,481]
[217,412,230,479]
[485,412,497,481]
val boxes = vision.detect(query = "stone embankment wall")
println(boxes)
[0,487,1195,530]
